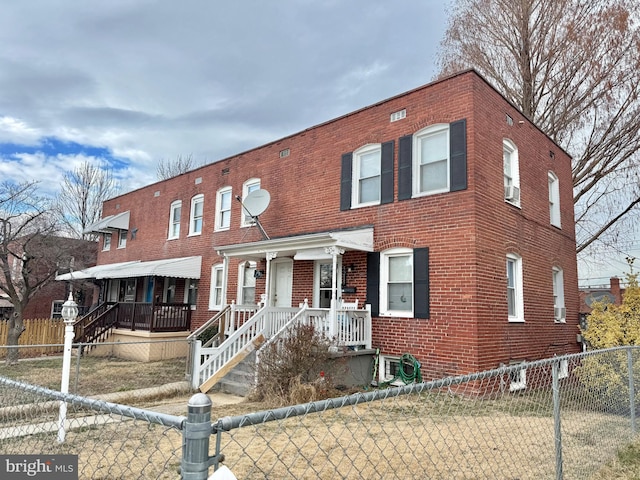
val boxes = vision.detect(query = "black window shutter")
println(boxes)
[366,252,380,317]
[449,119,467,192]
[340,152,353,211]
[398,135,413,200]
[380,140,395,204]
[413,247,430,319]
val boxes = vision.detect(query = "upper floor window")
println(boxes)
[117,230,127,248]
[352,144,381,207]
[209,264,224,309]
[215,187,232,231]
[241,179,261,226]
[380,248,414,317]
[413,124,449,196]
[504,139,521,205]
[238,261,256,304]
[507,253,524,322]
[189,195,204,236]
[103,233,111,251]
[548,172,561,228]
[168,200,182,239]
[552,267,565,322]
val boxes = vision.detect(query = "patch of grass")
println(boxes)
[1,355,186,397]
[590,440,640,480]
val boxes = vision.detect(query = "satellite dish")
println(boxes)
[242,189,271,217]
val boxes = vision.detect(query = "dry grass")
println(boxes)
[1,355,187,397]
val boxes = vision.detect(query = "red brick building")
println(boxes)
[64,70,580,385]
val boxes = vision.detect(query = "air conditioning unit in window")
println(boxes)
[554,307,566,320]
[504,184,521,203]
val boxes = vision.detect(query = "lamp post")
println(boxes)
[57,291,78,443]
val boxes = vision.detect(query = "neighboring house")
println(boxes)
[2,236,96,321]
[60,70,580,391]
[579,277,624,328]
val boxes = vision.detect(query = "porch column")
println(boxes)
[325,246,344,337]
[221,254,230,306]
[264,251,278,307]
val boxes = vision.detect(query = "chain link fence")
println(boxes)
[1,346,639,478]
[210,347,640,479]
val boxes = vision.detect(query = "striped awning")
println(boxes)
[56,256,202,281]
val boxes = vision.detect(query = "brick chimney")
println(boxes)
[610,277,622,305]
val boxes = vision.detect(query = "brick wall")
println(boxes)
[96,70,579,376]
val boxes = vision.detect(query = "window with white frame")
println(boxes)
[553,267,565,322]
[103,233,111,251]
[238,261,256,304]
[184,278,199,308]
[215,187,232,231]
[352,144,381,207]
[509,364,527,392]
[168,200,182,239]
[189,194,204,235]
[507,253,524,322]
[381,356,401,384]
[548,172,561,227]
[209,264,224,309]
[241,179,261,226]
[380,248,413,316]
[117,230,127,248]
[504,139,521,205]
[413,124,449,196]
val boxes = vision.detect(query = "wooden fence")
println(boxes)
[0,318,65,357]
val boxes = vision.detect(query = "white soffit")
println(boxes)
[217,227,374,259]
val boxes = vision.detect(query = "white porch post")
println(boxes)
[221,254,230,306]
[325,246,344,337]
[264,251,277,307]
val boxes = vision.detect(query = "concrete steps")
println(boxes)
[213,351,256,397]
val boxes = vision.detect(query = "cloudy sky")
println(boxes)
[0,1,447,194]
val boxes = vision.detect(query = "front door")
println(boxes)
[271,259,293,307]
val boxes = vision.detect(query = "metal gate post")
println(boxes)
[182,393,212,480]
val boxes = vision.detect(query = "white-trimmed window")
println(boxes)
[238,261,256,304]
[184,279,198,308]
[103,233,111,251]
[352,144,381,207]
[548,172,561,227]
[189,194,204,236]
[241,179,261,226]
[168,200,182,239]
[380,248,413,316]
[117,230,127,248]
[381,356,401,384]
[504,139,521,205]
[507,254,524,322]
[413,124,449,196]
[509,364,527,392]
[209,264,224,309]
[553,267,566,322]
[215,187,232,231]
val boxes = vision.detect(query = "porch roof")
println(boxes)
[216,227,374,260]
[83,210,130,234]
[56,256,202,280]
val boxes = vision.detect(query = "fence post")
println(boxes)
[181,393,212,480]
[628,347,636,435]
[552,359,563,480]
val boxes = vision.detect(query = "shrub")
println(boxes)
[251,323,345,406]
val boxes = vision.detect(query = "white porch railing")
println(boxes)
[192,303,372,391]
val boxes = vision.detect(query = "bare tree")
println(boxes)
[0,181,93,364]
[437,0,640,258]
[56,160,119,240]
[156,154,195,180]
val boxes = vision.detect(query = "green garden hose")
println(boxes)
[381,352,422,387]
